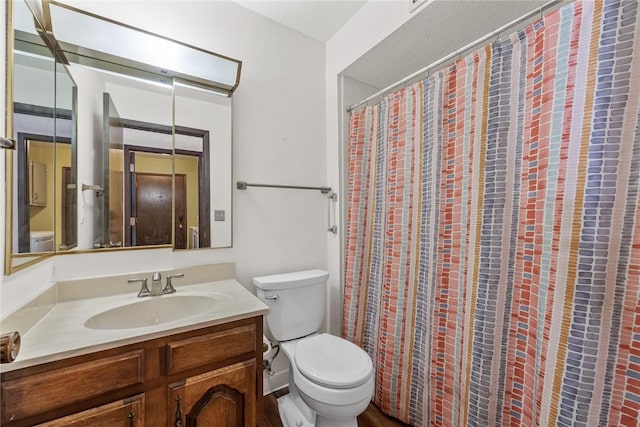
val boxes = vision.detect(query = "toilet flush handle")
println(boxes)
[264,294,279,300]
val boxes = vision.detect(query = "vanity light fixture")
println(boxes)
[174,79,230,98]
[75,64,174,90]
[41,0,242,96]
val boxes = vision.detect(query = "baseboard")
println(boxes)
[263,368,289,396]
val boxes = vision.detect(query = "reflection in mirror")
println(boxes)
[67,63,233,251]
[56,59,77,251]
[41,0,237,251]
[174,81,232,249]
[6,0,238,273]
[45,0,238,252]
[69,66,173,249]
[102,92,123,247]
[124,136,203,250]
[8,0,77,272]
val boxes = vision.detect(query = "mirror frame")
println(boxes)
[5,0,52,274]
[4,0,18,275]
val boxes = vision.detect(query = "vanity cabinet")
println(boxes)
[169,360,256,427]
[0,316,263,427]
[35,394,145,426]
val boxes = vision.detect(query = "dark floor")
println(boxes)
[263,389,409,427]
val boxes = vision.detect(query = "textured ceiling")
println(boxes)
[232,0,367,42]
[343,0,549,91]
[232,0,556,92]
[232,0,559,102]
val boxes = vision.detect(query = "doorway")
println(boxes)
[133,173,186,248]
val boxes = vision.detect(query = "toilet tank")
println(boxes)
[253,270,329,342]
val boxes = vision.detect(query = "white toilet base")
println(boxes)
[278,393,360,427]
[316,414,358,427]
[278,394,315,427]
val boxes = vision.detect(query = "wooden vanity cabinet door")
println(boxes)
[34,394,144,426]
[1,349,145,424]
[168,359,256,427]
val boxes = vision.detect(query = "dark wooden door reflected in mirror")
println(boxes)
[124,148,194,249]
[134,173,185,247]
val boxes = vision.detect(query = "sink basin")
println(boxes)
[85,295,216,330]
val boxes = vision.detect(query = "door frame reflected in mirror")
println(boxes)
[117,118,211,249]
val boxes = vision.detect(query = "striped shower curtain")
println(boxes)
[343,1,640,426]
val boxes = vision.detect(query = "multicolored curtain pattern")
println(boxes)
[343,1,640,426]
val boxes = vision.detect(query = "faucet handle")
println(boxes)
[164,273,184,294]
[128,278,150,298]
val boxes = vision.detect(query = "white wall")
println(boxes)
[324,1,424,336]
[2,2,326,318]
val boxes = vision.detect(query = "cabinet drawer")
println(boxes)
[166,324,255,375]
[34,394,144,426]
[1,350,144,423]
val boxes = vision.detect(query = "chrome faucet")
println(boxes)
[129,272,183,298]
[163,273,184,294]
[128,277,150,298]
[150,272,163,296]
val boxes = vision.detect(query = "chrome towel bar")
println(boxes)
[236,181,331,194]
[237,180,338,234]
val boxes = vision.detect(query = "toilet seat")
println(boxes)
[291,356,375,407]
[294,333,372,389]
[280,336,375,407]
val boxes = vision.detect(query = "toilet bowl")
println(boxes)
[253,270,374,427]
[278,334,374,427]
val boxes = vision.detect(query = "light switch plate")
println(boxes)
[214,210,225,221]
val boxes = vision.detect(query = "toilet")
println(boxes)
[254,270,374,427]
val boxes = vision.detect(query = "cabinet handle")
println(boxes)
[128,411,135,427]
[174,396,183,427]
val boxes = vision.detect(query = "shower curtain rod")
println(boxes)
[346,0,565,113]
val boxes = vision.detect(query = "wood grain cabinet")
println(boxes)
[169,360,256,427]
[35,394,145,427]
[1,317,263,427]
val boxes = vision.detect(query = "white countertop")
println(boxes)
[3,279,268,372]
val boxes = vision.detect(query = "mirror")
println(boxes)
[5,0,240,273]
[45,0,237,252]
[5,0,77,273]
[65,53,232,250]
[174,81,232,249]
[69,64,175,249]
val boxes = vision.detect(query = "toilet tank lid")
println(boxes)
[253,269,329,291]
